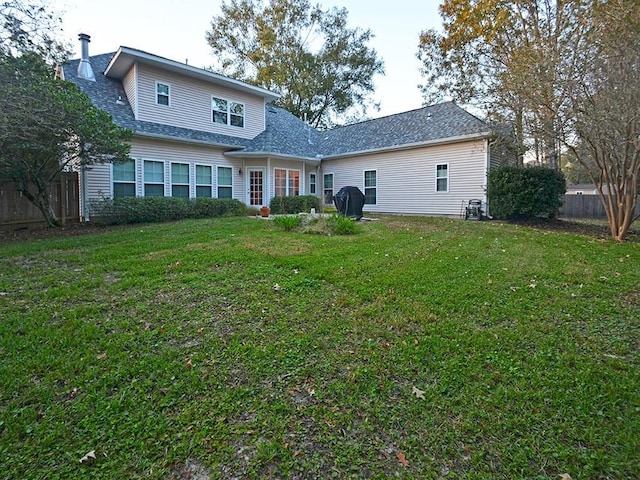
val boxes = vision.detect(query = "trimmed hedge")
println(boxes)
[269,195,321,214]
[487,166,566,220]
[89,196,248,225]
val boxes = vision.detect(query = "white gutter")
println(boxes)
[225,151,321,165]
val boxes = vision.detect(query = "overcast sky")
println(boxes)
[52,0,443,118]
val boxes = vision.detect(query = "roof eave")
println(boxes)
[134,131,246,150]
[104,47,280,102]
[321,131,493,160]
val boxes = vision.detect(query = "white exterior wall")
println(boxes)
[320,140,488,217]
[85,137,243,203]
[134,64,265,139]
[122,65,138,119]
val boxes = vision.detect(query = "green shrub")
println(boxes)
[273,215,303,231]
[89,197,248,225]
[269,195,321,214]
[326,214,358,235]
[487,166,566,220]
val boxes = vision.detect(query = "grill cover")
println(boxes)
[333,186,366,220]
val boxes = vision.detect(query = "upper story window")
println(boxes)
[212,96,244,128]
[436,164,449,192]
[156,82,170,106]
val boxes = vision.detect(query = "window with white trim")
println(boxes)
[309,173,316,195]
[274,168,300,197]
[196,165,212,197]
[323,173,333,204]
[171,162,189,198]
[144,160,165,196]
[364,170,377,204]
[217,166,233,198]
[436,164,449,193]
[113,159,136,198]
[212,96,244,127]
[156,82,170,106]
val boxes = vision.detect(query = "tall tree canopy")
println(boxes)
[0,0,69,63]
[418,0,640,240]
[206,0,384,128]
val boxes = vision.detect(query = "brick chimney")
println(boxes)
[77,33,95,81]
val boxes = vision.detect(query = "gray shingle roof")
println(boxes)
[318,102,491,157]
[63,53,493,159]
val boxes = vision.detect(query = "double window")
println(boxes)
[156,82,170,106]
[436,164,449,192]
[212,96,244,127]
[113,160,136,198]
[274,168,300,197]
[323,173,334,204]
[364,170,377,204]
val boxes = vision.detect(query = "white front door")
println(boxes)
[246,168,266,206]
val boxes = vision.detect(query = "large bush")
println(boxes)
[269,195,320,214]
[487,166,566,220]
[89,197,248,225]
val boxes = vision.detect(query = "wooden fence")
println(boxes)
[0,173,80,226]
[560,194,640,219]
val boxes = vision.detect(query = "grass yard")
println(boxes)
[0,216,638,479]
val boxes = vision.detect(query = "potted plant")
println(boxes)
[260,205,270,217]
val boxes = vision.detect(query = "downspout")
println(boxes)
[81,164,90,222]
[485,138,492,218]
[266,157,271,206]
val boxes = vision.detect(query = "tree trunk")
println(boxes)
[19,180,62,228]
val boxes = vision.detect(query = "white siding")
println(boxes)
[320,140,488,217]
[85,137,243,203]
[135,64,265,138]
[123,65,138,119]
[86,163,111,201]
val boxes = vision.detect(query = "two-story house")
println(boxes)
[61,34,506,220]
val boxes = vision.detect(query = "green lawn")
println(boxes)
[0,216,638,479]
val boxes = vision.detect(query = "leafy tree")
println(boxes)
[418,0,640,240]
[0,0,70,63]
[0,53,132,227]
[206,0,384,128]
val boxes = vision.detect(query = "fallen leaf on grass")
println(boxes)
[397,452,409,467]
[412,386,425,400]
[559,474,573,480]
[79,450,96,464]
